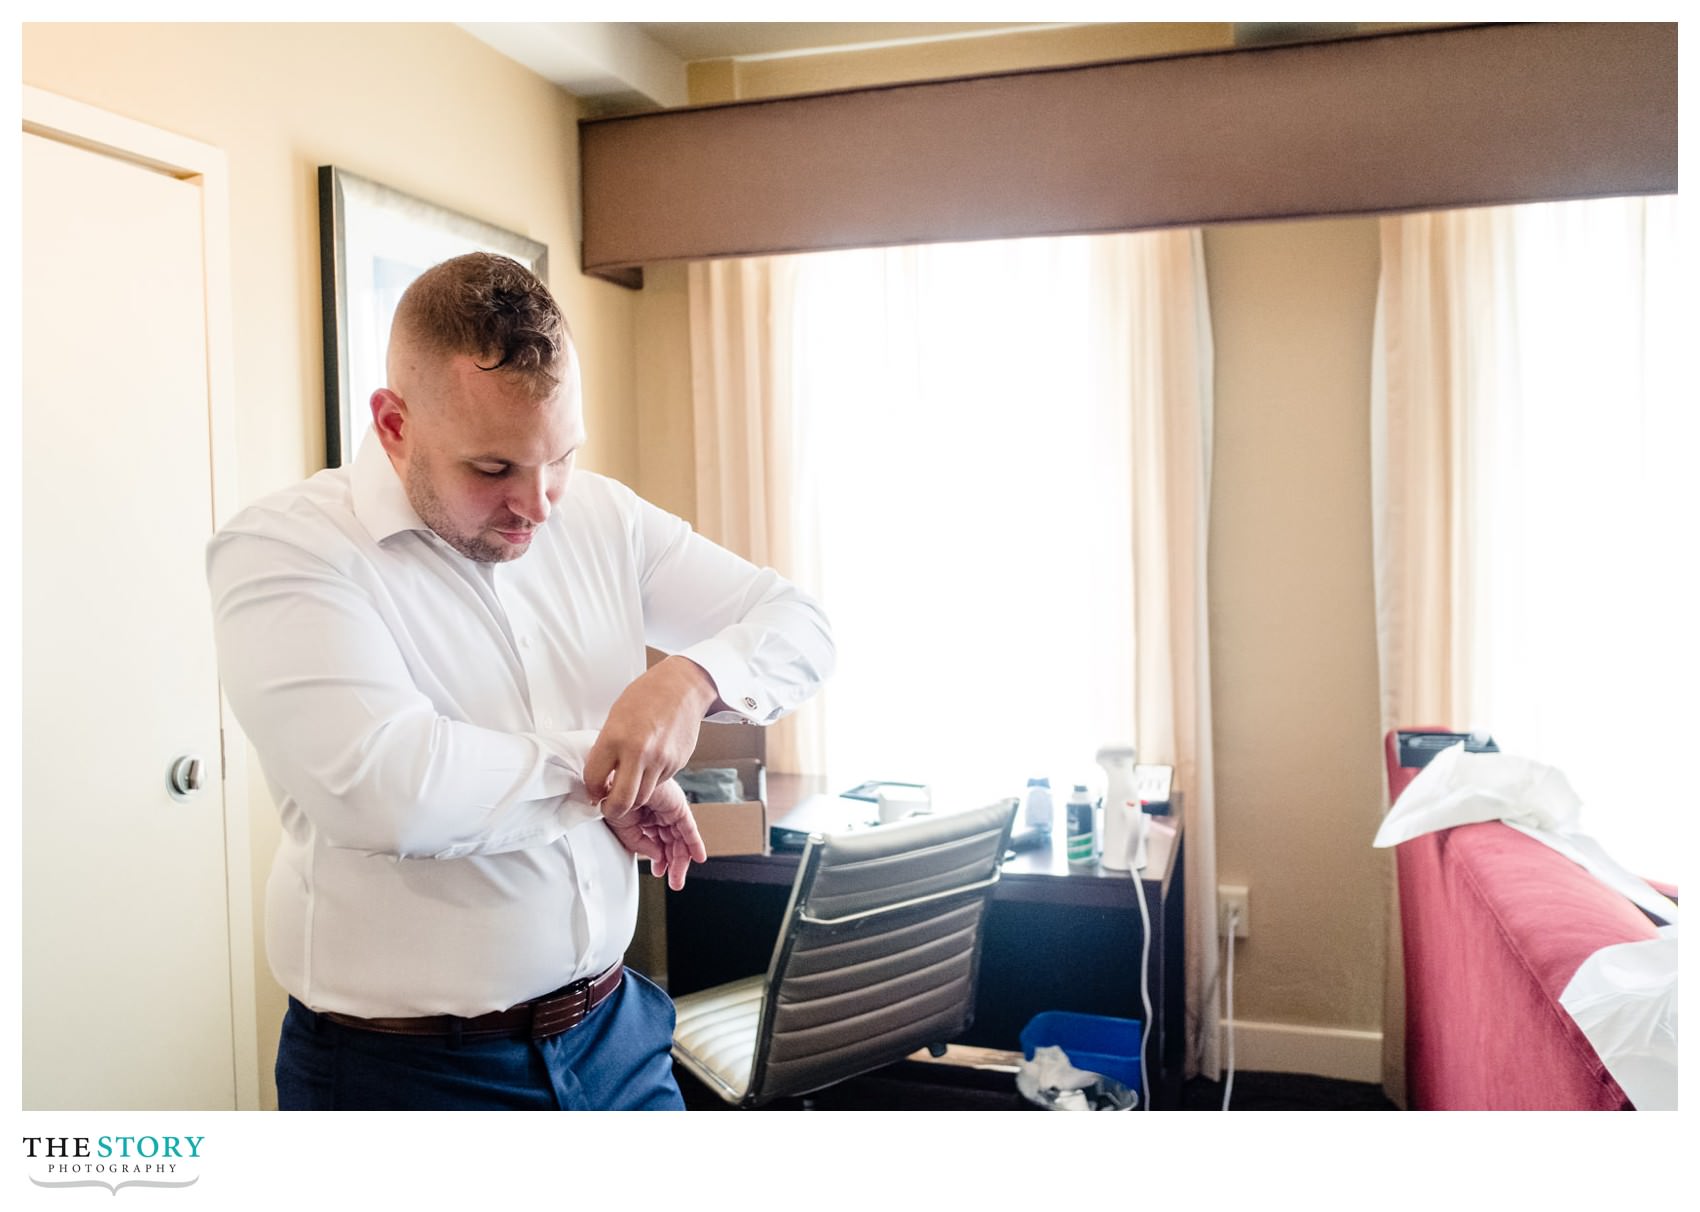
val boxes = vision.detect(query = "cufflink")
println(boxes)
[742,696,758,712]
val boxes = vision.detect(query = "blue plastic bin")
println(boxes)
[1020,1011,1144,1097]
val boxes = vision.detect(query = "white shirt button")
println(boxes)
[519,635,532,649]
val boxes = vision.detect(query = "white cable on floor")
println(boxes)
[1130,857,1153,1109]
[1222,905,1239,1110]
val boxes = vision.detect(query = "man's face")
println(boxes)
[374,349,586,563]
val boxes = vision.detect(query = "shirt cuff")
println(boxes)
[677,635,771,724]
[532,728,608,828]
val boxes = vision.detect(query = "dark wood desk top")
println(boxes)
[692,773,1182,910]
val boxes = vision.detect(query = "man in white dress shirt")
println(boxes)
[207,252,833,1109]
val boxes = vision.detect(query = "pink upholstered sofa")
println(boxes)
[1387,730,1665,1110]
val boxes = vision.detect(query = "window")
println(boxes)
[1375,195,1684,878]
[780,235,1194,805]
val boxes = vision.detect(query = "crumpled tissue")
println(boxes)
[1373,742,1677,925]
[1015,1045,1138,1111]
[1560,926,1678,1111]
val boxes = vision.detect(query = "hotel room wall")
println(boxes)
[22,21,643,1108]
[1202,219,1387,1043]
[631,30,1394,1062]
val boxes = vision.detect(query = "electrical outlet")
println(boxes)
[1218,884,1249,940]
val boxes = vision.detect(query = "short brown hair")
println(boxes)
[390,252,568,397]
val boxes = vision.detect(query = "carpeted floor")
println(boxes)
[1180,1070,1396,1110]
[676,1059,1397,1111]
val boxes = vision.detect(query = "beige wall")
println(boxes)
[23,22,640,1108]
[1203,219,1387,1033]
[644,27,1396,1056]
[632,263,696,522]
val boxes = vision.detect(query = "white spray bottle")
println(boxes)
[1096,743,1148,872]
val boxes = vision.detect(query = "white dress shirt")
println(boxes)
[207,436,833,1017]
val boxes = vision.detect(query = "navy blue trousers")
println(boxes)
[276,969,684,1110]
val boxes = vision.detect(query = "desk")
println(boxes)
[662,775,1187,1108]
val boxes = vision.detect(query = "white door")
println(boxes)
[22,128,239,1108]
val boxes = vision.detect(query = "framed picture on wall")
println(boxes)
[317,166,549,467]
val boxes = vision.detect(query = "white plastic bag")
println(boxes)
[1373,741,1582,846]
[1374,742,1677,925]
[1015,1045,1137,1111]
[1560,928,1679,1110]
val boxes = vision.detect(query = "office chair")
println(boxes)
[671,797,1019,1108]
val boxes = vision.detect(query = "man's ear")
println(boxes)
[370,388,408,455]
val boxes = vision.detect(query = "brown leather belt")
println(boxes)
[319,961,625,1042]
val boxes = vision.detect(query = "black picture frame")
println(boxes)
[316,166,549,467]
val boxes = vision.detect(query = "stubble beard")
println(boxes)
[406,458,527,564]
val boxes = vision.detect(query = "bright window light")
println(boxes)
[787,237,1140,808]
[1465,195,1686,879]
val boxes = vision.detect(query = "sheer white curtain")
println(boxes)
[1373,194,1686,881]
[690,230,1223,1076]
[793,239,1132,802]
[686,256,819,772]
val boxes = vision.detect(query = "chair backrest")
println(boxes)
[740,797,1018,1106]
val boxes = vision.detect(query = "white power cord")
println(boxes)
[1124,842,1241,1111]
[1129,847,1154,1110]
[1222,904,1240,1110]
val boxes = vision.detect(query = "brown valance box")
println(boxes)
[579,22,1676,288]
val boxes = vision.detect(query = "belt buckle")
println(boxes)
[529,974,593,1041]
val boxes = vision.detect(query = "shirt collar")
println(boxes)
[349,429,430,544]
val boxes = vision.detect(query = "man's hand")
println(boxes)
[584,656,718,817]
[603,777,708,891]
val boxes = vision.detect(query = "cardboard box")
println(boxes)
[683,728,769,856]
[647,655,774,856]
[686,761,775,856]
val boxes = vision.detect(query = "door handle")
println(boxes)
[168,754,204,800]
